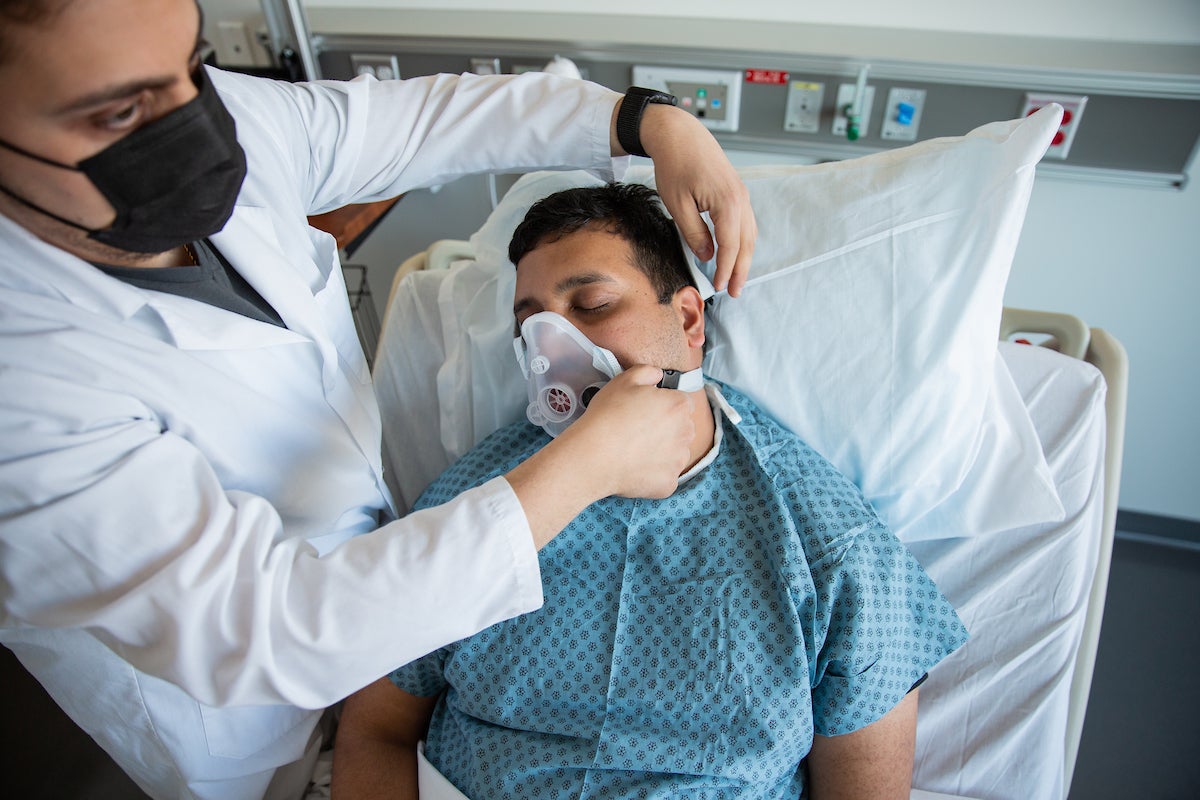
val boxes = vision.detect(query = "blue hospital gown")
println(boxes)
[392,382,968,799]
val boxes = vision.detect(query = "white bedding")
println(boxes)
[910,341,1107,800]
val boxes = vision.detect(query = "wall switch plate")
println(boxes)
[215,21,258,68]
[469,57,502,75]
[831,83,876,139]
[632,65,743,132]
[881,87,927,141]
[784,81,825,133]
[350,54,400,80]
[1020,92,1088,159]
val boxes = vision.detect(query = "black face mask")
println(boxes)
[0,67,247,254]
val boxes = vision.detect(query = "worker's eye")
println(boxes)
[95,95,149,133]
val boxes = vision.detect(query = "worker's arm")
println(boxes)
[0,364,694,710]
[212,68,755,297]
[807,689,919,800]
[332,677,437,800]
[211,68,624,218]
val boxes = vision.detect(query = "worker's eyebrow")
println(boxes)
[51,24,206,116]
[51,76,178,115]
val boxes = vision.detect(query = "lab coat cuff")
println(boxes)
[486,476,544,615]
[586,89,626,182]
[607,154,632,182]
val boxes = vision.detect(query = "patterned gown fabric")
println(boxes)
[391,382,968,799]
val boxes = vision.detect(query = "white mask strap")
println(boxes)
[657,366,705,392]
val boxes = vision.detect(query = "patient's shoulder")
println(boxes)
[717,381,826,460]
[414,421,547,509]
[718,380,882,513]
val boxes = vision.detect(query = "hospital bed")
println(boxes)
[369,107,1127,800]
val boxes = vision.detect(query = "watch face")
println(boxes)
[629,86,679,106]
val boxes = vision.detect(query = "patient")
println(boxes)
[332,184,968,799]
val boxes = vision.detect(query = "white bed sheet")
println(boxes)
[909,341,1107,800]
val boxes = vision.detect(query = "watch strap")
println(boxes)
[616,86,678,158]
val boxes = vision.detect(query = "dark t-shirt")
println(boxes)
[95,239,284,328]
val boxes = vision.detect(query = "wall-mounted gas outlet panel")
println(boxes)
[880,87,927,141]
[784,81,826,133]
[831,83,876,139]
[631,65,743,132]
[1020,92,1088,159]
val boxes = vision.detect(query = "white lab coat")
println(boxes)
[0,67,621,799]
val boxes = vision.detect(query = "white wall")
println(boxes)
[1006,161,1200,522]
[306,0,1200,45]
[306,1,1200,521]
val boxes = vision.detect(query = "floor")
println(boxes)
[1066,536,1200,799]
[2,535,1197,799]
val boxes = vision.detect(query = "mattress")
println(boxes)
[909,341,1108,800]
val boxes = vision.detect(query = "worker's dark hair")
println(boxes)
[508,182,694,304]
[0,0,74,64]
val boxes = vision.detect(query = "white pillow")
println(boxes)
[377,107,1066,539]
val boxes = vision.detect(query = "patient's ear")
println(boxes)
[675,286,706,350]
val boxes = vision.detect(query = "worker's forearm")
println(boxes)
[504,367,694,550]
[609,98,693,157]
[505,435,608,550]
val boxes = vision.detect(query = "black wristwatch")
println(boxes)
[616,86,679,158]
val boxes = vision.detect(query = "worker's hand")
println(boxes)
[505,366,695,549]
[620,102,757,297]
[566,365,696,500]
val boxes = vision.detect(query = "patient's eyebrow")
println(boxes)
[512,271,616,316]
[555,272,615,293]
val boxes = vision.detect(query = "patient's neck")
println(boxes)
[683,387,716,474]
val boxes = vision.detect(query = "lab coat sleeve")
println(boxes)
[0,363,542,709]
[209,67,624,216]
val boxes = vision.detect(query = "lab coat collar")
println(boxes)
[209,204,351,383]
[156,203,320,352]
[0,204,338,358]
[211,205,324,338]
[0,211,149,321]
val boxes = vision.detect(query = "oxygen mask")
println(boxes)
[514,312,705,438]
[514,312,623,438]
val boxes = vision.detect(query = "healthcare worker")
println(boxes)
[0,1,757,798]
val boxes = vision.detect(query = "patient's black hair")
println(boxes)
[508,183,694,304]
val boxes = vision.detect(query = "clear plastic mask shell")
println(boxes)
[514,312,622,438]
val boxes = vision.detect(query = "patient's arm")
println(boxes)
[331,677,438,800]
[806,688,919,800]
